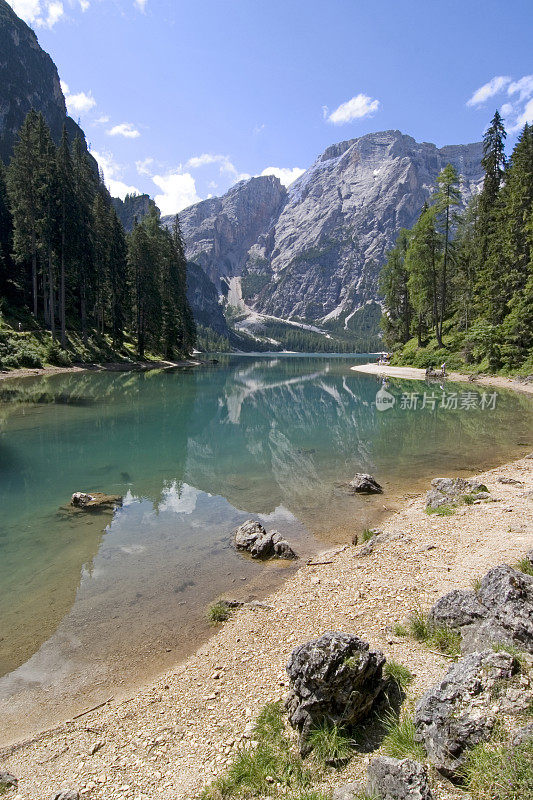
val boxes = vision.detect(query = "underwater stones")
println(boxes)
[70,492,122,511]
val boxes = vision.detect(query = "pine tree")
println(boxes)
[109,210,129,349]
[405,203,440,345]
[35,113,59,337]
[56,126,75,347]
[433,164,461,343]
[0,159,13,300]
[379,229,411,346]
[71,136,97,343]
[7,109,41,316]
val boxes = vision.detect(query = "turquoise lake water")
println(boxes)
[0,355,531,742]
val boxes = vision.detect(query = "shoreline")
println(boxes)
[350,362,533,395]
[0,358,202,383]
[1,454,532,799]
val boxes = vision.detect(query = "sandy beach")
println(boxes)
[1,453,532,800]
[350,363,533,396]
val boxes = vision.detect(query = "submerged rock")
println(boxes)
[429,565,533,653]
[234,520,297,560]
[425,477,489,510]
[349,473,383,494]
[285,631,386,753]
[414,650,517,776]
[70,492,122,511]
[367,756,433,800]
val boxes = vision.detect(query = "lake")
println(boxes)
[0,354,531,743]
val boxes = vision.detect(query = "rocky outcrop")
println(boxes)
[414,650,518,776]
[429,565,533,653]
[0,0,93,164]
[234,519,297,559]
[349,473,383,494]
[425,478,489,510]
[70,492,122,511]
[285,632,386,752]
[367,757,433,800]
[112,194,157,233]
[0,772,17,791]
[51,793,80,800]
[163,176,287,292]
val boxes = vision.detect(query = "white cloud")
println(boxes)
[466,75,511,106]
[185,153,250,183]
[9,0,64,27]
[93,115,110,125]
[107,122,141,139]
[92,150,140,200]
[508,75,533,101]
[152,171,201,215]
[327,93,380,124]
[511,97,533,132]
[136,157,155,176]
[134,0,147,10]
[252,123,266,135]
[60,80,96,115]
[79,0,89,10]
[260,166,305,186]
[500,102,514,117]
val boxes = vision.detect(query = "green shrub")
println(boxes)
[384,660,414,692]
[359,528,376,543]
[426,504,456,516]
[514,557,533,577]
[200,702,311,799]
[460,731,533,800]
[207,601,231,624]
[392,623,408,637]
[47,341,72,367]
[380,711,425,760]
[407,610,461,655]
[306,721,355,765]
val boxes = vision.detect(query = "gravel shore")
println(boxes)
[1,455,532,799]
[350,363,533,395]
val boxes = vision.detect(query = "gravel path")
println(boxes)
[1,456,532,800]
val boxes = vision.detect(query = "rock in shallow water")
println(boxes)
[234,520,297,559]
[285,631,386,752]
[367,757,433,800]
[349,473,383,494]
[70,492,122,511]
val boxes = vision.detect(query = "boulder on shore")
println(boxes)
[429,565,533,654]
[425,477,489,510]
[367,756,433,800]
[414,650,518,777]
[70,492,123,511]
[285,631,387,753]
[234,520,297,560]
[349,473,383,494]
[51,793,80,800]
[0,772,18,791]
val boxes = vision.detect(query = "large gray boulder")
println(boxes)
[429,565,533,653]
[285,632,386,752]
[367,757,433,800]
[234,520,297,559]
[425,477,489,510]
[414,650,517,776]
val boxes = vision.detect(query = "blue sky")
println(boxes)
[8,0,533,214]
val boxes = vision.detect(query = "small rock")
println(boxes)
[498,477,522,485]
[70,492,122,511]
[425,477,489,510]
[367,756,433,800]
[234,521,297,560]
[51,793,80,800]
[348,473,383,494]
[333,782,363,800]
[0,773,18,791]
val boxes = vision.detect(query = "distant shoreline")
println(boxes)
[351,362,533,396]
[0,358,202,383]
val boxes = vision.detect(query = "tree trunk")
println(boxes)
[81,274,87,345]
[48,250,56,339]
[31,230,38,318]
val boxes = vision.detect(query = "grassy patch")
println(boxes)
[491,642,528,672]
[407,610,461,655]
[207,601,231,624]
[359,528,376,543]
[392,623,408,637]
[514,557,533,577]
[462,493,478,505]
[200,702,312,799]
[460,730,533,800]
[380,711,425,760]
[426,504,456,516]
[306,721,355,765]
[384,660,414,692]
[471,576,482,593]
